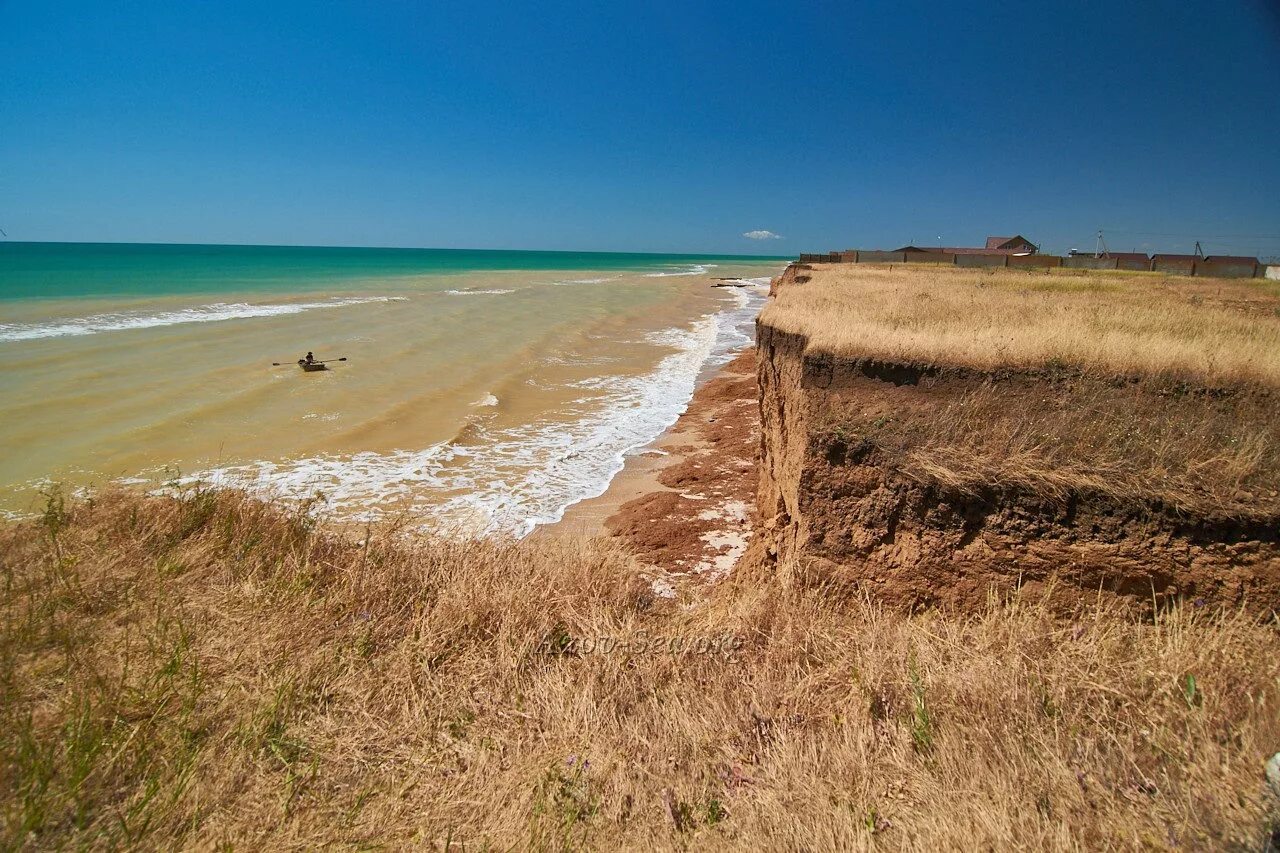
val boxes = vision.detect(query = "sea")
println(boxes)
[0,242,785,535]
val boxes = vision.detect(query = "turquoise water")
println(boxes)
[0,240,784,534]
[0,242,790,301]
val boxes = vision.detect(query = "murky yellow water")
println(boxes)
[0,262,779,534]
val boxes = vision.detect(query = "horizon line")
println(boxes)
[0,238,794,259]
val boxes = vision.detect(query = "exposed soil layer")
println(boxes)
[603,349,759,578]
[756,318,1280,615]
[798,439,1280,612]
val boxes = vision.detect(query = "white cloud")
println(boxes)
[743,229,783,241]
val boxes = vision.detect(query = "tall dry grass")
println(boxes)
[773,264,1280,515]
[3,487,1279,850]
[817,377,1280,517]
[763,265,1280,387]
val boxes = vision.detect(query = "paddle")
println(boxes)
[272,357,348,366]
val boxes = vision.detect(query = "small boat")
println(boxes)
[274,355,345,371]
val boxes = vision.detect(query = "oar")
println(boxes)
[272,357,348,366]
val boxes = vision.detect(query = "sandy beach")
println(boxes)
[547,346,760,582]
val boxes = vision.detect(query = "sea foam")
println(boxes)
[442,289,517,296]
[643,263,718,277]
[0,296,408,343]
[184,283,771,538]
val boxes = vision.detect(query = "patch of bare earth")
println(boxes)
[605,348,759,580]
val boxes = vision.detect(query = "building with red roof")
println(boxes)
[896,235,1038,255]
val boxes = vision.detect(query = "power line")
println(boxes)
[1101,230,1280,241]
[1068,233,1277,257]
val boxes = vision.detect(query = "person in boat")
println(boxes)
[304,352,315,364]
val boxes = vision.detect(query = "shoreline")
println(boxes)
[0,260,780,528]
[543,346,760,583]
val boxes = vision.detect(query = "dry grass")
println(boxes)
[3,487,1279,850]
[818,377,1280,517]
[763,265,1280,387]
[771,264,1280,515]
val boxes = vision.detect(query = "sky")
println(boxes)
[2,0,1278,257]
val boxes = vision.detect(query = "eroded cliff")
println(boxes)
[754,264,1280,613]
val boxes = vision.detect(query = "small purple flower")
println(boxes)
[566,755,578,767]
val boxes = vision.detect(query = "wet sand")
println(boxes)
[547,347,760,579]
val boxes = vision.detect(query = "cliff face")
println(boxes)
[755,322,811,578]
[754,269,1280,613]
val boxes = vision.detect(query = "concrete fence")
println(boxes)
[1152,257,1196,276]
[955,254,1009,268]
[799,251,1266,279]
[1195,260,1260,279]
[1063,256,1118,270]
[1009,254,1062,268]
[905,252,957,264]
[856,250,907,263]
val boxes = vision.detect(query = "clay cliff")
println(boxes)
[752,264,1280,613]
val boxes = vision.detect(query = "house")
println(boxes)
[896,235,1038,255]
[985,235,1037,254]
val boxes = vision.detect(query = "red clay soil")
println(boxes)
[604,348,759,577]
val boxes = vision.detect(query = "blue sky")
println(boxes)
[2,1,1278,257]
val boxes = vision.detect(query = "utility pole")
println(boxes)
[1194,241,1205,259]
[1095,229,1110,258]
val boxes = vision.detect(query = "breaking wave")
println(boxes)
[442,288,517,296]
[184,284,770,538]
[643,264,718,278]
[0,296,408,343]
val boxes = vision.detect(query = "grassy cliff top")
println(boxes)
[761,264,1280,387]
[765,264,1280,516]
